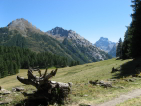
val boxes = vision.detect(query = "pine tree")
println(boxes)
[130,0,141,58]
[131,0,141,12]
[122,26,133,59]
[0,58,4,78]
[3,62,8,77]
[116,38,122,58]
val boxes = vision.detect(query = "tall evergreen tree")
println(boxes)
[116,38,122,58]
[122,26,133,59]
[130,0,141,58]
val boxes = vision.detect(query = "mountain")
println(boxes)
[47,27,112,61]
[108,43,118,57]
[94,37,116,57]
[0,18,111,64]
[47,27,93,46]
[7,18,44,36]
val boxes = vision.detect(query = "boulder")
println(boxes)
[0,89,11,95]
[12,87,24,92]
[89,80,113,88]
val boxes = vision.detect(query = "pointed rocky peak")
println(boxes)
[99,37,109,41]
[47,27,85,40]
[47,27,92,46]
[47,27,69,37]
[95,37,116,52]
[7,18,43,36]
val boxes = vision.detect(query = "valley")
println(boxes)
[1,0,141,106]
[1,58,141,106]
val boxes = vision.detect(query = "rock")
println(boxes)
[12,87,24,92]
[79,103,91,106]
[12,88,16,92]
[15,93,19,96]
[89,80,99,85]
[84,94,88,97]
[107,79,117,81]
[0,98,13,105]
[89,80,113,88]
[0,89,11,95]
[0,101,9,105]
[68,82,73,87]
[115,86,125,89]
[124,79,135,82]
[129,79,135,82]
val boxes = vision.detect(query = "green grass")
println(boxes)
[1,58,141,106]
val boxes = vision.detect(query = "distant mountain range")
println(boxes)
[0,18,112,64]
[94,37,117,57]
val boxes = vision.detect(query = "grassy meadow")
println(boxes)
[1,58,141,106]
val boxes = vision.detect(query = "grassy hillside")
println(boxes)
[1,58,141,106]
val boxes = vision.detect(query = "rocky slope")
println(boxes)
[47,27,112,61]
[108,43,118,57]
[0,18,111,64]
[7,18,44,36]
[95,37,116,57]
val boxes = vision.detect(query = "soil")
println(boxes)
[93,88,141,106]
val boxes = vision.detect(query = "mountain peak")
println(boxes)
[100,37,109,41]
[8,18,31,27]
[47,27,69,37]
[95,37,116,53]
[47,27,88,45]
[7,18,43,36]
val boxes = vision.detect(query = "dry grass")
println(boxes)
[1,58,141,106]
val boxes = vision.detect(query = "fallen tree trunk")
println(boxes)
[17,67,72,104]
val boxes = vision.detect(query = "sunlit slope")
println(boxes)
[0,58,131,89]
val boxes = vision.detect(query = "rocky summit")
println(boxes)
[47,27,92,47]
[95,37,117,57]
[7,18,44,36]
[47,27,112,61]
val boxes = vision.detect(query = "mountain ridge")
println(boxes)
[0,18,112,64]
[47,27,112,60]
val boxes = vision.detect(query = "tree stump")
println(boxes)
[17,67,71,104]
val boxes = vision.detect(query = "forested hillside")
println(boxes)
[0,46,79,78]
[0,19,111,64]
[0,27,86,64]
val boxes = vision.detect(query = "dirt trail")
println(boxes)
[93,88,141,106]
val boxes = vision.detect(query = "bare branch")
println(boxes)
[43,68,48,78]
[28,69,37,80]
[44,69,58,81]
[38,69,42,77]
[17,76,39,89]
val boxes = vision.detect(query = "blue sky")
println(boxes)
[0,0,132,43]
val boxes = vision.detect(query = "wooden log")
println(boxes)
[17,67,71,104]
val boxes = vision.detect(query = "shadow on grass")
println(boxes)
[15,92,65,106]
[112,57,141,79]
[15,98,50,106]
